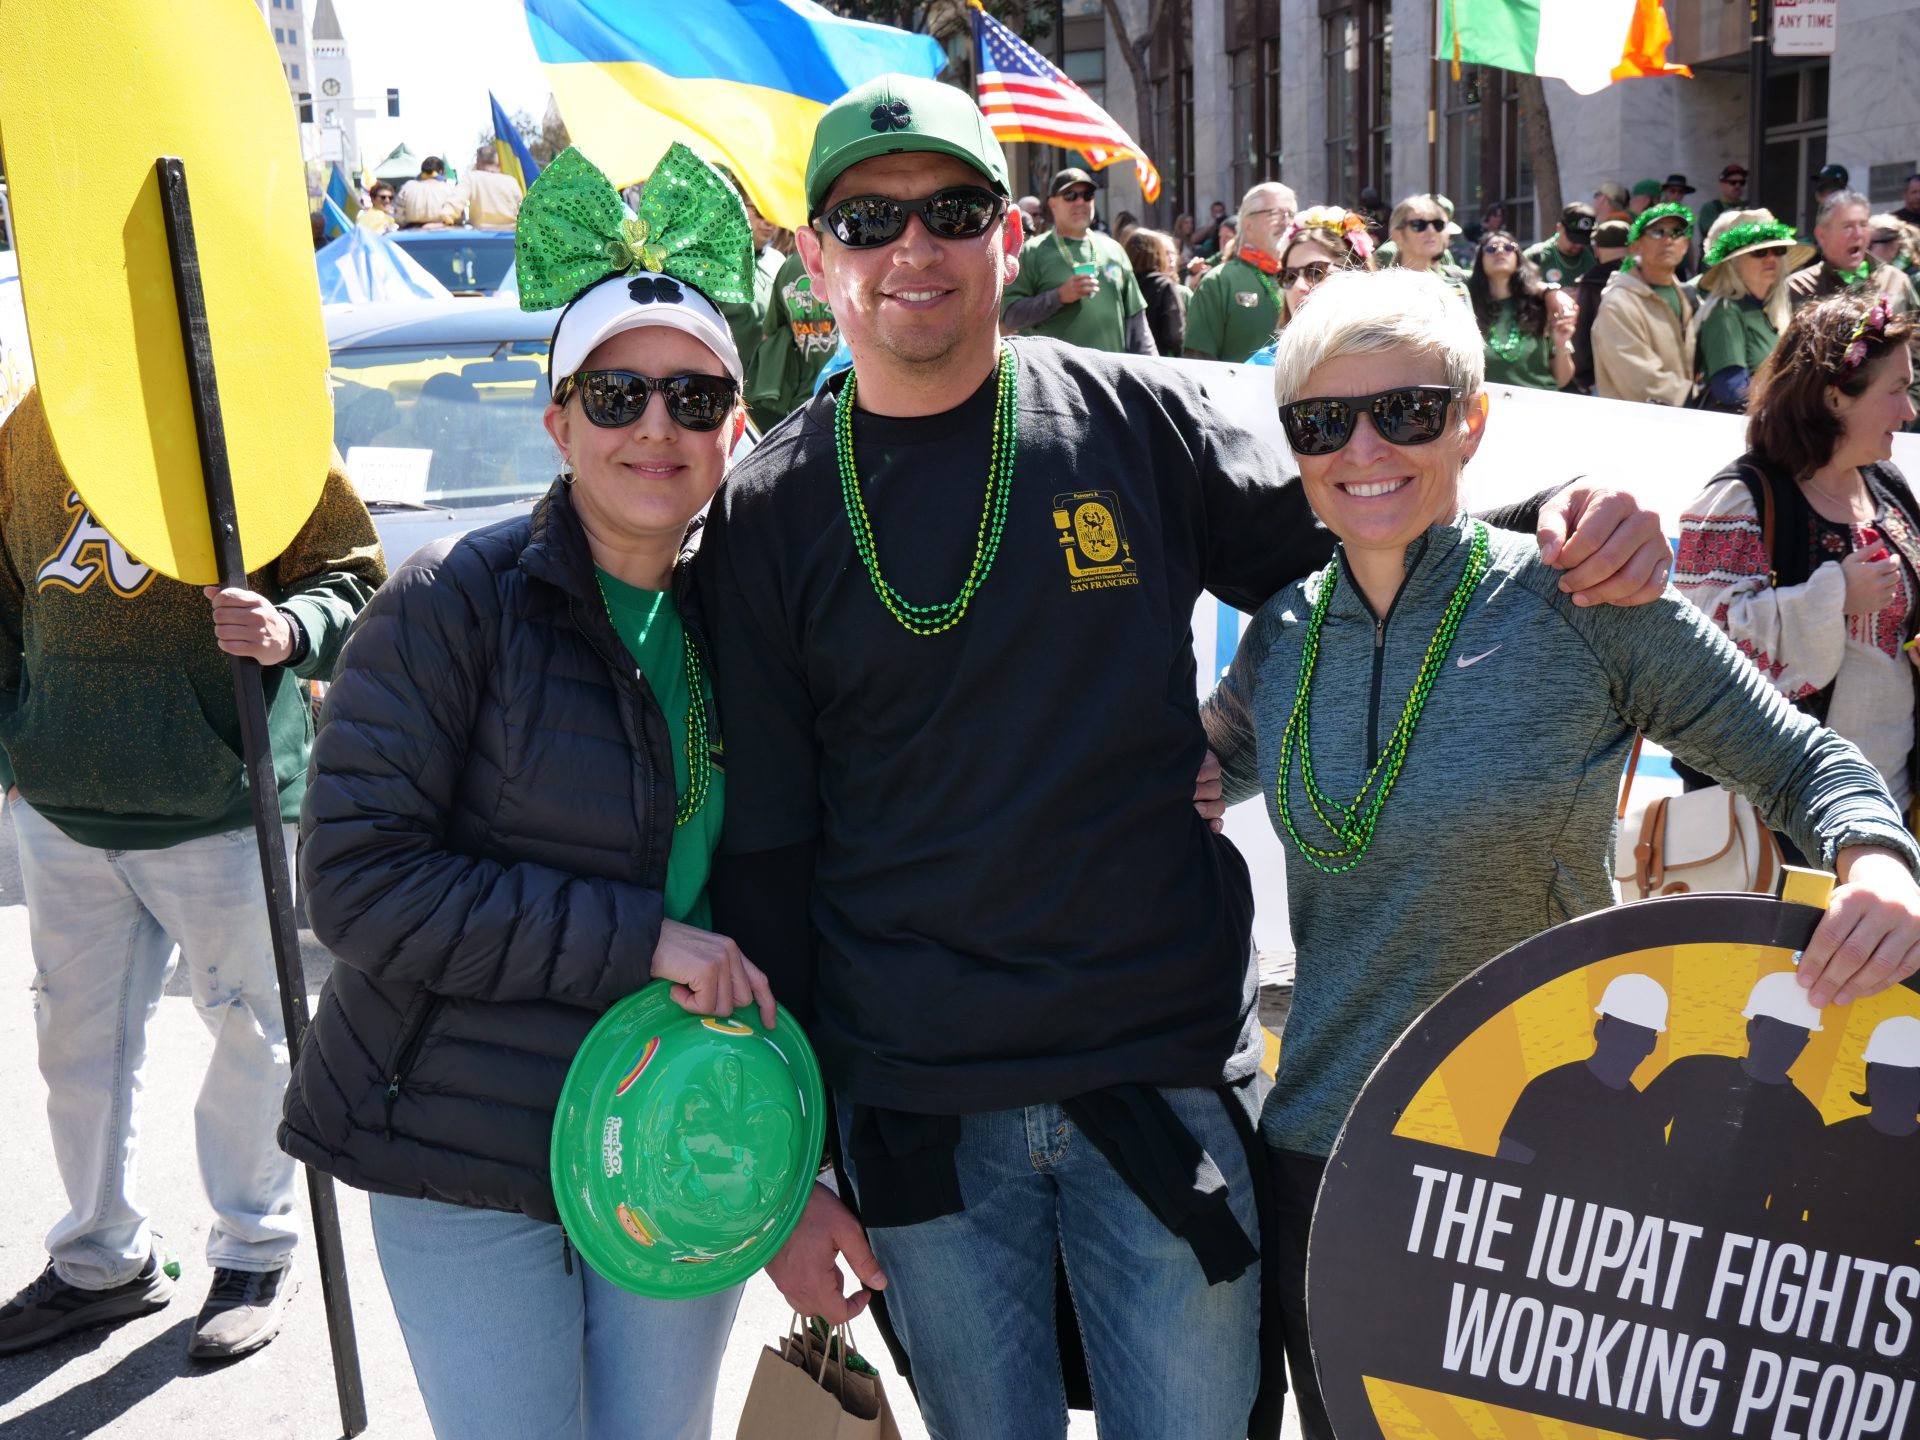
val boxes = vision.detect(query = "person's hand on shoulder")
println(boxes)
[1535,484,1671,607]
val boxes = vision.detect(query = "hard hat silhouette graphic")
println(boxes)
[1594,973,1670,1032]
[1741,971,1824,1032]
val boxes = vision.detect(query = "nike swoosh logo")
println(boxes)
[1455,646,1501,669]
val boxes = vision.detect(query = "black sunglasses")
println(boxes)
[1278,385,1457,456]
[1057,186,1097,203]
[1281,261,1335,289]
[1401,217,1447,233]
[556,369,738,432]
[819,186,1006,248]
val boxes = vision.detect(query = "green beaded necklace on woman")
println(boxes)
[1486,301,1528,361]
[592,571,714,827]
[835,343,1019,636]
[1277,520,1491,873]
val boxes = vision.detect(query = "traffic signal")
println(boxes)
[387,88,400,118]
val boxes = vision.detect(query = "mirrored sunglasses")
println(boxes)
[819,186,1006,248]
[557,370,738,432]
[1058,187,1098,203]
[1643,224,1690,242]
[1278,385,1457,457]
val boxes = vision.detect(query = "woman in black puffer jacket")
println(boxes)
[282,147,774,1440]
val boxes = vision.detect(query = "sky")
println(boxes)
[311,0,553,174]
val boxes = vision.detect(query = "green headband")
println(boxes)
[1704,218,1798,269]
[514,143,754,314]
[1627,202,1693,246]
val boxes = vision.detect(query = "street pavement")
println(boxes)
[0,806,1294,1439]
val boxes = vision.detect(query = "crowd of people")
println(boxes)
[4,69,1920,1440]
[991,158,1920,435]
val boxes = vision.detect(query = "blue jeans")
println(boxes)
[12,801,299,1287]
[368,1193,743,1440]
[838,1088,1260,1440]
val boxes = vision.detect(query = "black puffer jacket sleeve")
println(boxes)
[299,535,660,1008]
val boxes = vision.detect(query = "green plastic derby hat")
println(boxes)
[550,981,825,1298]
[805,73,1010,218]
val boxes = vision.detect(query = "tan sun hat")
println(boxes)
[1701,208,1815,289]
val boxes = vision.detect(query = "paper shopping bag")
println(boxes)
[736,1316,904,1440]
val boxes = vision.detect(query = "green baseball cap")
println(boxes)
[805,73,1010,218]
[1631,178,1664,199]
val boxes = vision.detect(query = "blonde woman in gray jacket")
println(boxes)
[1200,265,1920,1440]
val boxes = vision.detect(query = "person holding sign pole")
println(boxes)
[1201,266,1920,1439]
[0,390,384,1359]
[282,144,773,1440]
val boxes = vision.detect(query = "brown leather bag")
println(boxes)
[1612,736,1783,900]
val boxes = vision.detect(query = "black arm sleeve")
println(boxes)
[710,841,819,1029]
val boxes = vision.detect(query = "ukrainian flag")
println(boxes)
[323,164,359,239]
[489,91,543,192]
[523,0,947,229]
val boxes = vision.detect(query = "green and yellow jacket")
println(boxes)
[0,389,387,848]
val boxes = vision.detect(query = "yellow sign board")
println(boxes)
[0,0,331,583]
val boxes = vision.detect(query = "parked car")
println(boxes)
[386,228,518,297]
[327,297,563,564]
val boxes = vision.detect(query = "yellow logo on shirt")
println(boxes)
[1051,491,1140,593]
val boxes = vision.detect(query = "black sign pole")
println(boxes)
[154,156,367,1438]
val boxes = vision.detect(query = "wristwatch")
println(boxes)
[275,607,311,667]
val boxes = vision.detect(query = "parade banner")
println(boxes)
[1309,889,1920,1440]
[0,0,330,583]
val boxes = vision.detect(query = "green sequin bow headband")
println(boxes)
[1704,218,1798,269]
[515,143,754,313]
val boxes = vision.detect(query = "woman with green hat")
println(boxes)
[1691,208,1813,412]
[282,143,775,1438]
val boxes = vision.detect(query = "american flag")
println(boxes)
[971,5,1162,203]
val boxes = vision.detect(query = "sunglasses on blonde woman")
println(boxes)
[1278,386,1457,456]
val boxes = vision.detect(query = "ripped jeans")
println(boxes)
[12,801,300,1288]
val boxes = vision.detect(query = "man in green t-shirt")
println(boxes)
[745,249,839,432]
[1001,168,1152,353]
[1184,181,1294,361]
[1524,204,1597,288]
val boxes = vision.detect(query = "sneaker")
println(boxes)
[187,1264,297,1361]
[0,1252,174,1355]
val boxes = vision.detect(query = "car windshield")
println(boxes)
[329,340,557,509]
[393,234,517,295]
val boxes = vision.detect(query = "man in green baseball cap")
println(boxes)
[701,70,1675,1440]
[803,72,1009,218]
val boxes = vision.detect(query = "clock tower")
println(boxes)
[310,0,356,171]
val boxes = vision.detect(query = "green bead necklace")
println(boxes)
[1486,302,1527,361]
[594,574,712,827]
[1277,521,1490,873]
[835,345,1018,636]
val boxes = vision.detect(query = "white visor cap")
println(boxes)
[549,271,743,390]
